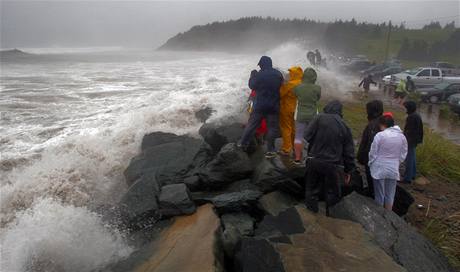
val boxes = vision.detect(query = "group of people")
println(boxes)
[357,100,423,210]
[239,56,424,215]
[359,73,416,105]
[307,49,322,66]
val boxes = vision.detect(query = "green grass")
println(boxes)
[422,215,460,269]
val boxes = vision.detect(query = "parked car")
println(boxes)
[448,94,460,115]
[417,82,460,103]
[430,62,460,76]
[373,66,403,80]
[383,67,460,88]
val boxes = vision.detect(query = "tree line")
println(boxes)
[160,17,458,62]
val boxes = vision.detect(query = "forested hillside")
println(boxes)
[160,17,460,64]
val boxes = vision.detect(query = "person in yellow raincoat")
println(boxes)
[279,66,303,155]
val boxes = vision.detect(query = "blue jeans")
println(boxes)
[373,178,397,207]
[240,111,279,152]
[404,146,417,183]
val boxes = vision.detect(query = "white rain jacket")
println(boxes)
[369,126,408,180]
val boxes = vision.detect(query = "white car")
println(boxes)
[383,67,460,88]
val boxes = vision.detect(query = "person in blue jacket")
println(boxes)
[239,56,284,158]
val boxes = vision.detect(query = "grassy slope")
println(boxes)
[342,101,460,268]
[352,28,460,67]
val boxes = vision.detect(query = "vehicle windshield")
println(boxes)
[434,82,450,90]
[405,68,422,75]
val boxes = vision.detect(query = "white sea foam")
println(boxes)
[0,198,132,272]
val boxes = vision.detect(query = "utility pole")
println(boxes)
[384,20,392,62]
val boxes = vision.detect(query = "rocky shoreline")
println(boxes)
[107,120,455,272]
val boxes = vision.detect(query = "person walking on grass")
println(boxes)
[369,114,408,210]
[303,100,355,215]
[402,101,424,183]
[358,74,377,99]
[357,100,384,198]
[292,67,321,165]
[239,56,283,158]
[278,66,303,157]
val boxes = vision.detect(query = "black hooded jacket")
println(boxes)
[403,101,424,147]
[304,100,355,173]
[248,56,284,114]
[357,100,384,165]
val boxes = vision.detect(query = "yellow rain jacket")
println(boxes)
[279,66,303,153]
[280,67,304,113]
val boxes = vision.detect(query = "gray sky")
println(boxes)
[1,1,459,48]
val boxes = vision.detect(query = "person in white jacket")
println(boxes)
[369,113,408,211]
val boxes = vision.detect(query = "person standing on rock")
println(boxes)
[278,66,303,157]
[369,114,408,210]
[292,68,321,165]
[239,56,283,158]
[357,100,384,198]
[402,101,424,183]
[303,100,355,215]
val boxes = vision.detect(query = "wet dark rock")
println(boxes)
[255,207,305,237]
[234,238,285,272]
[393,185,415,216]
[199,122,244,153]
[221,212,255,236]
[258,191,298,216]
[220,225,241,258]
[195,106,215,123]
[212,189,262,214]
[330,192,455,272]
[159,183,196,217]
[251,160,303,197]
[118,174,161,224]
[124,132,207,186]
[199,143,254,189]
[183,175,201,191]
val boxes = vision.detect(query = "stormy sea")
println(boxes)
[1,44,353,271]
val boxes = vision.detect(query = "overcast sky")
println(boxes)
[1,1,459,48]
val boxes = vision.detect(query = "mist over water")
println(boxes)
[0,44,354,271]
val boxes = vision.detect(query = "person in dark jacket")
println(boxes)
[357,100,384,198]
[239,56,284,158]
[303,100,355,215]
[402,101,424,183]
[358,74,377,98]
[405,76,416,93]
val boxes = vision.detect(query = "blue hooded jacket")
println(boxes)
[248,56,284,113]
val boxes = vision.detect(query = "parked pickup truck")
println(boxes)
[383,67,460,88]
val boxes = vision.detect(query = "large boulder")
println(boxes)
[212,189,262,214]
[199,143,254,189]
[251,160,303,197]
[258,190,298,216]
[158,183,196,217]
[124,204,224,272]
[124,132,211,186]
[235,205,405,272]
[221,212,255,236]
[330,192,455,272]
[118,174,161,225]
[199,122,245,153]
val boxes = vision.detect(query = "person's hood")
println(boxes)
[386,125,403,134]
[302,68,317,83]
[288,66,303,81]
[323,100,343,117]
[257,56,273,70]
[403,101,417,114]
[366,100,383,120]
